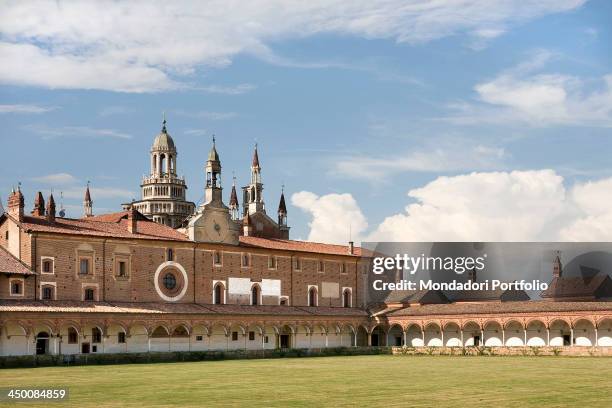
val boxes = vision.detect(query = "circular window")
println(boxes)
[163,273,177,290]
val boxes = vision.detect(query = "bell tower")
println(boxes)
[205,136,223,205]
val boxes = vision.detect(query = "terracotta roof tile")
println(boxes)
[239,235,366,257]
[0,300,368,316]
[0,246,33,275]
[18,214,188,242]
[541,274,611,299]
[388,300,612,317]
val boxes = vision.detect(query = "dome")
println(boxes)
[152,119,176,151]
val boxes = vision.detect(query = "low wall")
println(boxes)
[391,346,612,357]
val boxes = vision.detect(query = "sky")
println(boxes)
[1,0,611,244]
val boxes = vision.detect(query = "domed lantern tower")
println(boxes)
[125,116,195,228]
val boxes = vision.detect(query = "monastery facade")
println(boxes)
[0,120,611,357]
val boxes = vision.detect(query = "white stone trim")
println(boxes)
[40,256,55,275]
[81,283,100,301]
[8,277,24,297]
[154,261,188,302]
[307,284,318,306]
[39,281,57,300]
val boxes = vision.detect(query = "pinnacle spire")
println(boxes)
[252,143,260,168]
[161,112,167,133]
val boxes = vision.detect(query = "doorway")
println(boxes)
[280,334,290,349]
[81,342,90,354]
[35,332,49,355]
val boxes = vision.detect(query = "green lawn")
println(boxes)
[0,355,611,407]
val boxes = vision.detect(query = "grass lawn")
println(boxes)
[0,355,611,407]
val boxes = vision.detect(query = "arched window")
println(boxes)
[214,283,224,305]
[343,289,351,308]
[42,259,53,274]
[308,287,317,307]
[67,327,78,344]
[160,154,166,175]
[251,285,260,306]
[91,327,102,344]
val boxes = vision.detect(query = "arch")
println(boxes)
[441,321,461,347]
[171,323,191,337]
[308,286,318,307]
[387,323,404,347]
[503,320,525,347]
[525,319,547,346]
[370,324,387,346]
[461,320,481,330]
[572,318,596,346]
[251,283,261,306]
[549,318,572,346]
[502,319,525,330]
[342,288,352,308]
[483,320,503,347]
[596,317,612,346]
[151,325,170,338]
[356,325,369,347]
[4,321,28,337]
[160,153,166,174]
[128,321,150,336]
[213,281,225,305]
[461,321,482,347]
[423,321,442,347]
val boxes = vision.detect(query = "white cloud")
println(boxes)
[0,1,585,92]
[30,173,78,185]
[173,110,237,120]
[291,191,368,244]
[445,51,612,127]
[332,144,506,180]
[23,124,133,140]
[297,170,612,244]
[0,104,56,114]
[196,84,256,95]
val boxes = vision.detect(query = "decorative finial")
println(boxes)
[17,181,21,191]
[281,183,284,193]
[161,112,167,132]
[212,134,216,145]
[232,170,236,185]
[87,180,90,188]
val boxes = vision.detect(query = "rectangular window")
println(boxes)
[264,336,269,344]
[10,281,22,295]
[118,261,126,277]
[167,248,174,261]
[42,259,53,274]
[294,258,301,270]
[318,260,324,272]
[118,332,126,344]
[92,329,102,344]
[42,286,53,300]
[232,331,238,341]
[68,330,78,344]
[213,251,221,265]
[242,253,250,267]
[268,256,276,269]
[196,335,203,341]
[79,258,90,275]
[84,288,95,301]
[340,263,346,273]
[249,331,255,341]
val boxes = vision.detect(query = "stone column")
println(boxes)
[441,330,444,347]
[524,328,527,346]
[460,330,464,347]
[367,332,372,347]
[403,331,407,347]
[570,328,574,346]
[595,328,598,347]
[546,328,550,346]
[421,329,425,346]
[481,330,485,346]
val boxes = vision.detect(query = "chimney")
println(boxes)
[32,192,45,217]
[127,206,138,234]
[46,194,56,223]
[243,212,253,236]
[348,241,354,255]
[7,186,25,222]
[553,253,562,278]
[468,267,477,282]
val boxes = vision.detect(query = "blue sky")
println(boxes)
[1,0,611,243]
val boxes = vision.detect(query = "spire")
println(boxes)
[46,193,56,223]
[7,182,25,221]
[229,173,239,221]
[553,251,562,278]
[277,186,287,215]
[32,191,45,217]
[252,143,260,168]
[161,112,167,133]
[208,134,220,162]
[84,181,93,217]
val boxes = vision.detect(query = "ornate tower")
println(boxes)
[229,175,239,221]
[277,187,290,239]
[125,116,195,228]
[187,137,240,244]
[242,144,265,215]
[83,182,93,217]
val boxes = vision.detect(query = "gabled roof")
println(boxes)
[0,246,33,275]
[541,273,612,299]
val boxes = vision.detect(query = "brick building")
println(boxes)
[0,136,611,357]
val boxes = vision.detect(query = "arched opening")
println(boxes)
[371,325,386,346]
[424,322,442,347]
[279,325,293,349]
[442,322,462,347]
[462,321,481,346]
[503,320,525,346]
[343,288,351,308]
[573,318,596,346]
[526,320,547,346]
[387,324,404,346]
[151,326,170,338]
[406,323,423,347]
[251,284,260,306]
[172,325,189,337]
[549,319,571,346]
[483,321,503,346]
[308,286,317,307]
[356,325,369,347]
[598,318,612,346]
[36,331,50,355]
[214,283,224,305]
[160,154,166,175]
